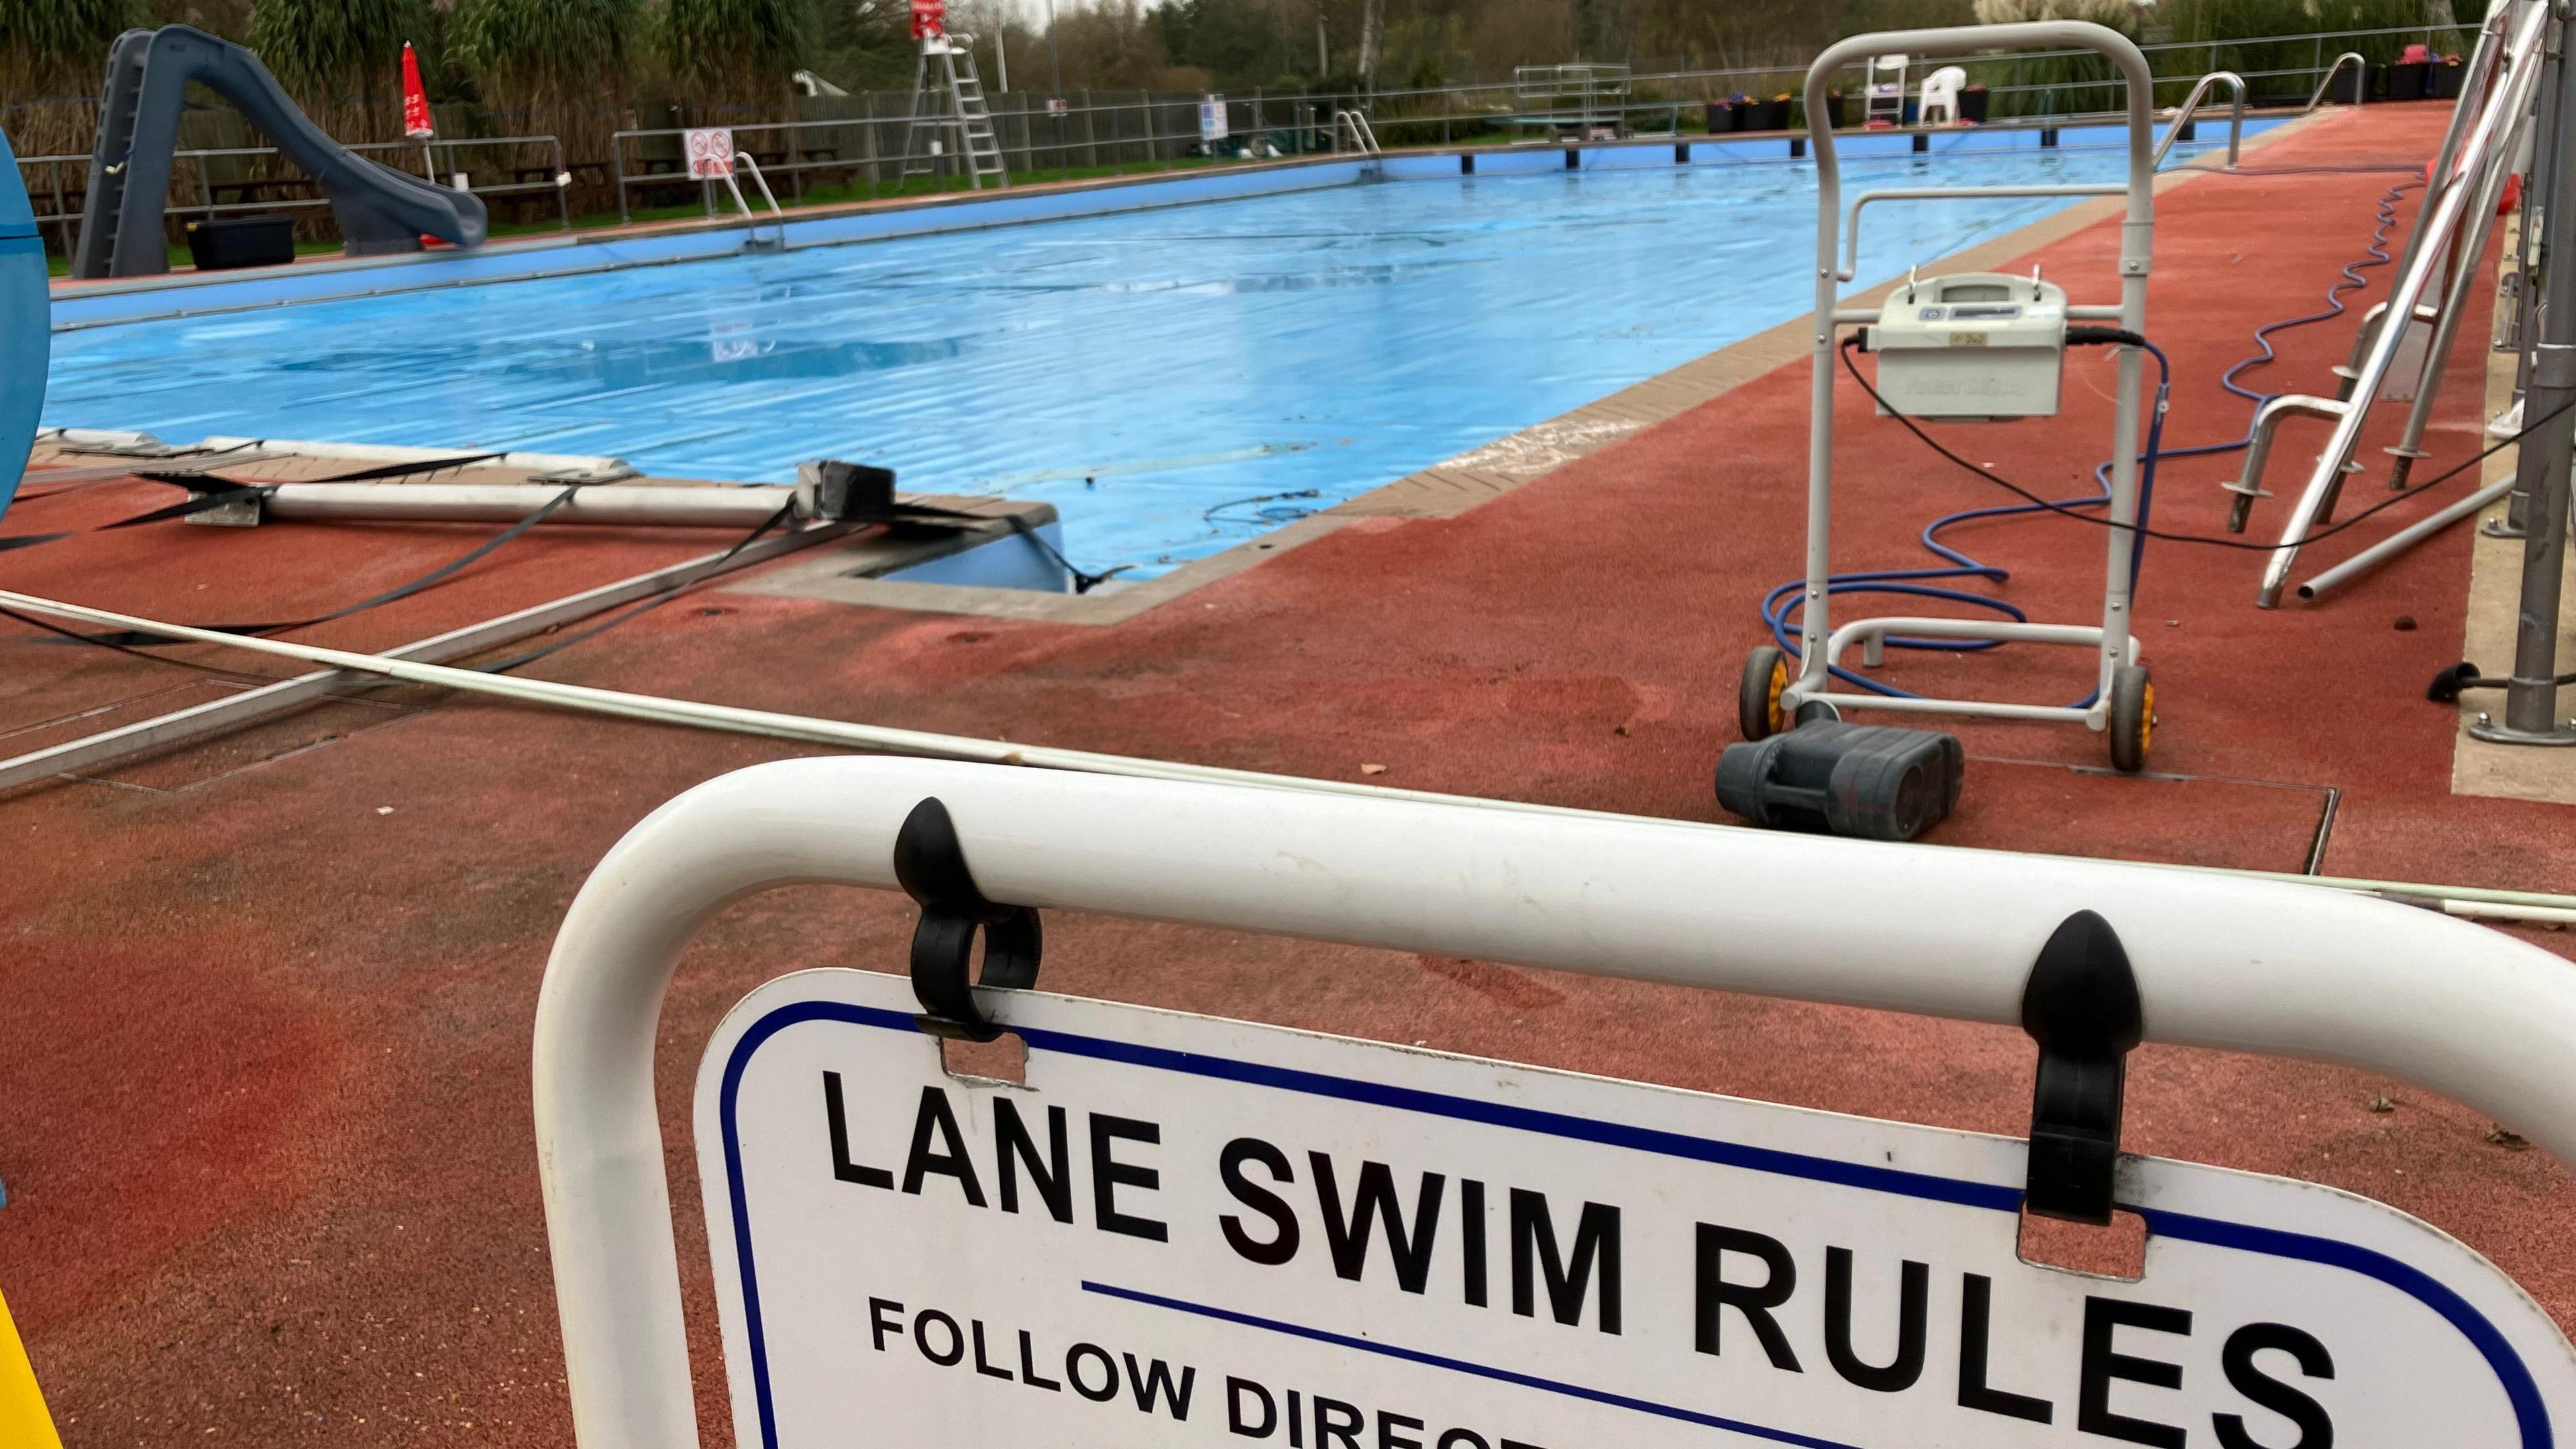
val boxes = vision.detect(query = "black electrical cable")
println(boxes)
[32,486,588,649]
[0,484,277,551]
[1,487,999,674]
[1003,513,1134,594]
[472,501,801,674]
[1838,335,2573,553]
[2428,661,2576,700]
[0,603,289,683]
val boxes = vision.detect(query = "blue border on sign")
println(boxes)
[715,1000,2554,1449]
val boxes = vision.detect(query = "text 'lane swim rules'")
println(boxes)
[697,970,2576,1449]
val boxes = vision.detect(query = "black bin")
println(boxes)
[186,215,295,271]
[1706,101,1739,133]
[2383,61,2430,101]
[2432,59,2466,99]
[1752,97,1791,131]
[1960,85,1990,123]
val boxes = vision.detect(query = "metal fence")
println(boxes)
[18,133,572,258]
[608,94,1382,223]
[13,17,2487,248]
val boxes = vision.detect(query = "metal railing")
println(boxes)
[2307,50,2371,109]
[2231,0,2540,606]
[16,132,571,256]
[606,99,1373,224]
[13,17,2482,248]
[727,152,788,251]
[531,753,2576,1448]
[2152,69,2247,167]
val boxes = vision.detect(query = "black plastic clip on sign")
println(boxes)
[2019,910,2143,1225]
[894,796,1042,1042]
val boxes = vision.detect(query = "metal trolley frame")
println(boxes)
[1750,21,2161,770]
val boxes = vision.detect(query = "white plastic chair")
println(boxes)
[1919,66,1968,125]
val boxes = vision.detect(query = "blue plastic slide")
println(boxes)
[73,26,486,279]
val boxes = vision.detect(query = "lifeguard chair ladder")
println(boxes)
[904,34,1008,190]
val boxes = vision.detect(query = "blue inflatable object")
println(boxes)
[0,124,46,521]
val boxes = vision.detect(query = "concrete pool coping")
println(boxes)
[728,105,2336,626]
[44,113,2296,333]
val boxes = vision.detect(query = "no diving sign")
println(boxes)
[697,969,2576,1448]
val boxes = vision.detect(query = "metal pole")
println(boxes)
[1047,0,1062,95]
[2498,23,2564,538]
[2473,7,2576,746]
[2296,477,2518,600]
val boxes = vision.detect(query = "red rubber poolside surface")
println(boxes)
[3,104,2572,1445]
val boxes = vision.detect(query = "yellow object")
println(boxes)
[0,1287,62,1449]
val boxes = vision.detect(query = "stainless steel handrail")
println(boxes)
[2153,69,2247,166]
[729,152,788,250]
[2306,50,2371,109]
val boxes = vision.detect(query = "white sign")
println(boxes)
[685,126,736,180]
[1199,97,1229,144]
[699,969,2576,1449]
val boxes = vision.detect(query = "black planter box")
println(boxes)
[186,215,294,271]
[2432,60,2465,99]
[2383,60,2430,101]
[1960,86,1990,123]
[1706,101,1741,133]
[1752,97,1790,131]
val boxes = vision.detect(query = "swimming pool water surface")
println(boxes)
[45,139,2253,578]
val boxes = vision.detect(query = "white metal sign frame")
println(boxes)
[535,755,2576,1448]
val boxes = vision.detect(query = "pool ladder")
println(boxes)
[1334,109,1382,155]
[720,153,788,252]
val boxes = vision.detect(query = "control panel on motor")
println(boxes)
[1862,270,2070,421]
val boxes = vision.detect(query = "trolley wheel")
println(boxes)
[2108,663,2154,773]
[1739,646,1790,741]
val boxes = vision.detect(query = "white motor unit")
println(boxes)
[1866,270,2070,421]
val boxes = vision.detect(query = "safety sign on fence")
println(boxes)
[697,967,2576,1449]
[684,127,735,180]
[1199,96,1229,145]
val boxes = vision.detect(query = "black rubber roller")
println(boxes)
[1713,720,1965,843]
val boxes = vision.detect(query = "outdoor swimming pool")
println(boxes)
[44,131,2268,580]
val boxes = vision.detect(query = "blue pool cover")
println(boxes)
[44,136,2255,579]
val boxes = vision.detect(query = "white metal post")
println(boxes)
[537,755,2576,1449]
